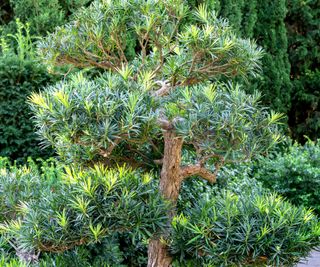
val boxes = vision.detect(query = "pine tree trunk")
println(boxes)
[147,130,183,267]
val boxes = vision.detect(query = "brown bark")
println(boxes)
[159,131,183,202]
[180,163,217,183]
[147,130,183,267]
[147,130,220,266]
[147,239,172,267]
[152,80,171,97]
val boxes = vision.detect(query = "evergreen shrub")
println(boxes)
[0,21,56,162]
[5,0,93,35]
[28,0,320,265]
[254,140,320,214]
[172,188,320,266]
[0,161,168,265]
[1,158,319,266]
[173,165,320,266]
[0,55,55,162]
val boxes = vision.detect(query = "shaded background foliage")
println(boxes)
[0,1,93,162]
[1,0,93,35]
[253,139,320,214]
[286,0,320,142]
[0,54,56,162]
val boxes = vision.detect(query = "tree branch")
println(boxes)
[152,80,171,97]
[180,164,217,183]
[154,159,163,165]
[180,153,225,183]
[199,153,224,165]
[157,118,173,130]
[99,138,121,157]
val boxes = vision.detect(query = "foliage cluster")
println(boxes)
[0,0,94,162]
[189,0,291,111]
[1,0,318,163]
[0,157,62,223]
[173,189,320,266]
[0,21,55,162]
[190,0,319,142]
[0,159,168,266]
[254,140,320,214]
[1,159,319,266]
[27,1,318,266]
[29,72,282,167]
[173,164,320,266]
[0,1,319,266]
[31,0,284,178]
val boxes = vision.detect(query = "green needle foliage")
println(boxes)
[1,158,320,266]
[29,73,283,167]
[172,189,320,266]
[31,0,280,172]
[37,0,263,78]
[164,83,282,159]
[0,162,168,265]
[29,73,157,165]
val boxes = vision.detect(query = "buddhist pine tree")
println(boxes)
[30,1,284,265]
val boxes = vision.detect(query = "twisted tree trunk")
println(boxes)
[147,130,183,267]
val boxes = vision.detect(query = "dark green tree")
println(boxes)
[286,0,320,142]
[1,0,93,36]
[252,0,292,114]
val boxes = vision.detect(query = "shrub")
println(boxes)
[5,0,93,36]
[0,163,168,265]
[1,158,320,266]
[172,188,320,266]
[0,256,27,267]
[9,0,65,35]
[254,139,320,214]
[0,157,62,223]
[29,0,307,265]
[0,21,56,162]
[0,55,56,162]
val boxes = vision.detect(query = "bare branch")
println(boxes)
[152,80,171,97]
[99,138,121,157]
[180,164,217,183]
[199,153,224,165]
[154,159,163,165]
[157,118,173,130]
[180,153,225,183]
